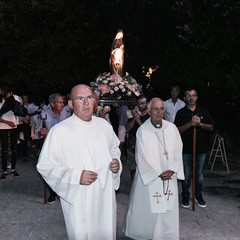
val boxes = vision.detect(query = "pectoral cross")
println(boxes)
[153,192,162,203]
[165,190,173,201]
[163,150,168,160]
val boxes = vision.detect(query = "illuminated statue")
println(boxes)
[109,29,124,76]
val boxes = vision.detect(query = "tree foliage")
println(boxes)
[0,0,239,126]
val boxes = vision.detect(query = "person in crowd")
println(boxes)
[29,97,48,156]
[62,94,73,118]
[37,84,122,240]
[38,93,71,204]
[122,98,184,240]
[115,105,129,148]
[93,92,111,123]
[25,96,40,117]
[174,87,214,208]
[164,85,185,123]
[125,94,149,180]
[23,96,43,149]
[0,84,20,179]
[17,96,30,162]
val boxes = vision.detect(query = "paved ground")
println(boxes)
[0,149,240,240]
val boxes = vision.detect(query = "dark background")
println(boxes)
[0,0,239,147]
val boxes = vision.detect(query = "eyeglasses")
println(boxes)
[150,107,164,112]
[71,95,95,104]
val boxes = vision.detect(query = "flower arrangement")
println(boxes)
[90,72,142,99]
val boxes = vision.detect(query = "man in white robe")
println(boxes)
[37,84,122,240]
[122,98,184,240]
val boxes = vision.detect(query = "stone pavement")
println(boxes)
[0,149,240,240]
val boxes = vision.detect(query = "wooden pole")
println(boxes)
[192,126,196,211]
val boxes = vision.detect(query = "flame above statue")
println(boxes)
[90,30,142,101]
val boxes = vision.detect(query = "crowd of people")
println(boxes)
[0,84,71,180]
[0,82,214,240]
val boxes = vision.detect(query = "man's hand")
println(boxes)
[80,170,98,185]
[40,128,48,137]
[131,109,142,125]
[191,115,201,126]
[132,109,140,119]
[109,159,120,173]
[159,170,174,181]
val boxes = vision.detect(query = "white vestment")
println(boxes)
[122,119,184,240]
[37,114,122,240]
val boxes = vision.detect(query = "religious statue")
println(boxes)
[90,29,142,104]
[109,29,124,77]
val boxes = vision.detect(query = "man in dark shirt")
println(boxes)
[0,84,20,179]
[174,87,214,208]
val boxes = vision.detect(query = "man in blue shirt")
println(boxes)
[39,93,71,204]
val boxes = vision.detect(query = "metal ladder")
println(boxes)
[208,133,229,172]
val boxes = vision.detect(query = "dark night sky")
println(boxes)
[0,0,240,133]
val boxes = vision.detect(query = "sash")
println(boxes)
[148,177,177,213]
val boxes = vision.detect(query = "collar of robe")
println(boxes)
[151,120,162,129]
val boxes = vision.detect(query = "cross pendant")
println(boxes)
[165,190,173,201]
[153,192,162,203]
[163,150,168,160]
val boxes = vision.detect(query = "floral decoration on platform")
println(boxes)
[90,72,142,99]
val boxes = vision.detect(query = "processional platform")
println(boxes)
[99,98,137,107]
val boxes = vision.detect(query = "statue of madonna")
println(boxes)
[109,29,124,77]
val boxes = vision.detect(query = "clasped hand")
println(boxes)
[191,115,201,126]
[159,170,174,181]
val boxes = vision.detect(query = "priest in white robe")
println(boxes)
[122,98,184,240]
[37,84,122,240]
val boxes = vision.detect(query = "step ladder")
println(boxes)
[208,133,229,172]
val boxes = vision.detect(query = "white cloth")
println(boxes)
[0,99,17,130]
[122,119,184,240]
[37,114,122,240]
[164,98,185,123]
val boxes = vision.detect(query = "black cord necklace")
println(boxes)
[154,131,169,160]
[163,179,170,195]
